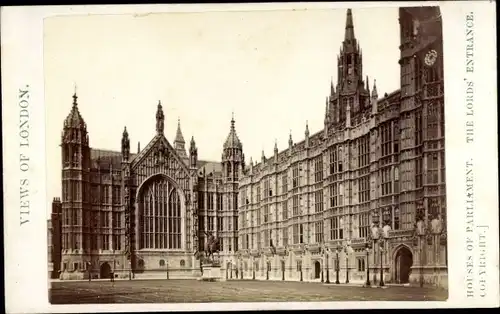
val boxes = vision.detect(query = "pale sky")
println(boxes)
[44,7,400,217]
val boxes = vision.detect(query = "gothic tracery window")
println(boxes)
[140,178,182,249]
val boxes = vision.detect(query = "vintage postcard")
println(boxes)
[2,1,498,312]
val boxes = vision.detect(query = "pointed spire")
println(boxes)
[305,120,309,136]
[330,78,335,95]
[64,87,86,130]
[223,113,242,150]
[156,100,165,134]
[274,139,278,153]
[288,130,293,147]
[123,126,128,137]
[344,8,355,41]
[175,118,186,144]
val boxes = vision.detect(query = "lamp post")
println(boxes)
[416,201,426,288]
[87,261,92,282]
[239,255,243,280]
[371,211,381,285]
[335,246,340,284]
[266,260,269,280]
[111,250,116,283]
[299,260,303,282]
[282,259,285,281]
[252,260,255,280]
[325,248,330,284]
[321,246,324,283]
[365,241,371,287]
[379,207,392,287]
[166,260,169,280]
[378,240,385,287]
[344,240,351,284]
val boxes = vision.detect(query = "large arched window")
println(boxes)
[140,177,182,249]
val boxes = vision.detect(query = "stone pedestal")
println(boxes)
[198,263,225,282]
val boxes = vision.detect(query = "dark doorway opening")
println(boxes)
[100,262,112,279]
[395,246,413,284]
[314,261,321,279]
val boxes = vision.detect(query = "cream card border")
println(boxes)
[1,1,498,312]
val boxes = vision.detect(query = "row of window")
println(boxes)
[62,233,122,251]
[198,192,234,211]
[198,216,239,232]
[63,209,122,228]
[239,208,406,250]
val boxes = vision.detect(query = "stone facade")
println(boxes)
[49,7,447,288]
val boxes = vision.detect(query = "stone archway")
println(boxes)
[100,262,112,279]
[314,261,321,279]
[394,246,413,284]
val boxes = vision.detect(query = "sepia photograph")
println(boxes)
[43,6,450,304]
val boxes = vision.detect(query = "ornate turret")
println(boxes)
[61,90,90,169]
[273,140,279,163]
[261,149,266,164]
[121,127,130,161]
[372,79,378,99]
[288,131,293,156]
[371,79,378,115]
[223,115,242,151]
[222,114,244,181]
[156,101,165,134]
[189,136,198,168]
[63,92,88,132]
[305,121,310,148]
[174,118,187,158]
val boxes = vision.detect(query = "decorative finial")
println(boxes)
[156,100,165,134]
[230,113,235,129]
[72,83,78,107]
[372,79,378,98]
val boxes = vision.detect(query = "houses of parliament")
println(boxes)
[48,7,447,288]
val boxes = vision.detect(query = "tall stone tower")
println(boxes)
[221,116,244,253]
[326,9,371,129]
[60,91,91,265]
[399,6,446,283]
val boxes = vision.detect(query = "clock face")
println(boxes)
[424,49,438,66]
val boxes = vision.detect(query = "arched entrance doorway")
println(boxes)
[314,261,321,279]
[394,246,413,284]
[100,262,112,279]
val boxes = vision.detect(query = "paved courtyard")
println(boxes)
[50,279,447,303]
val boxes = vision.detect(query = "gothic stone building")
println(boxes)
[51,7,447,287]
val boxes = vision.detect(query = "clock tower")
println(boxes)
[326,9,371,128]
